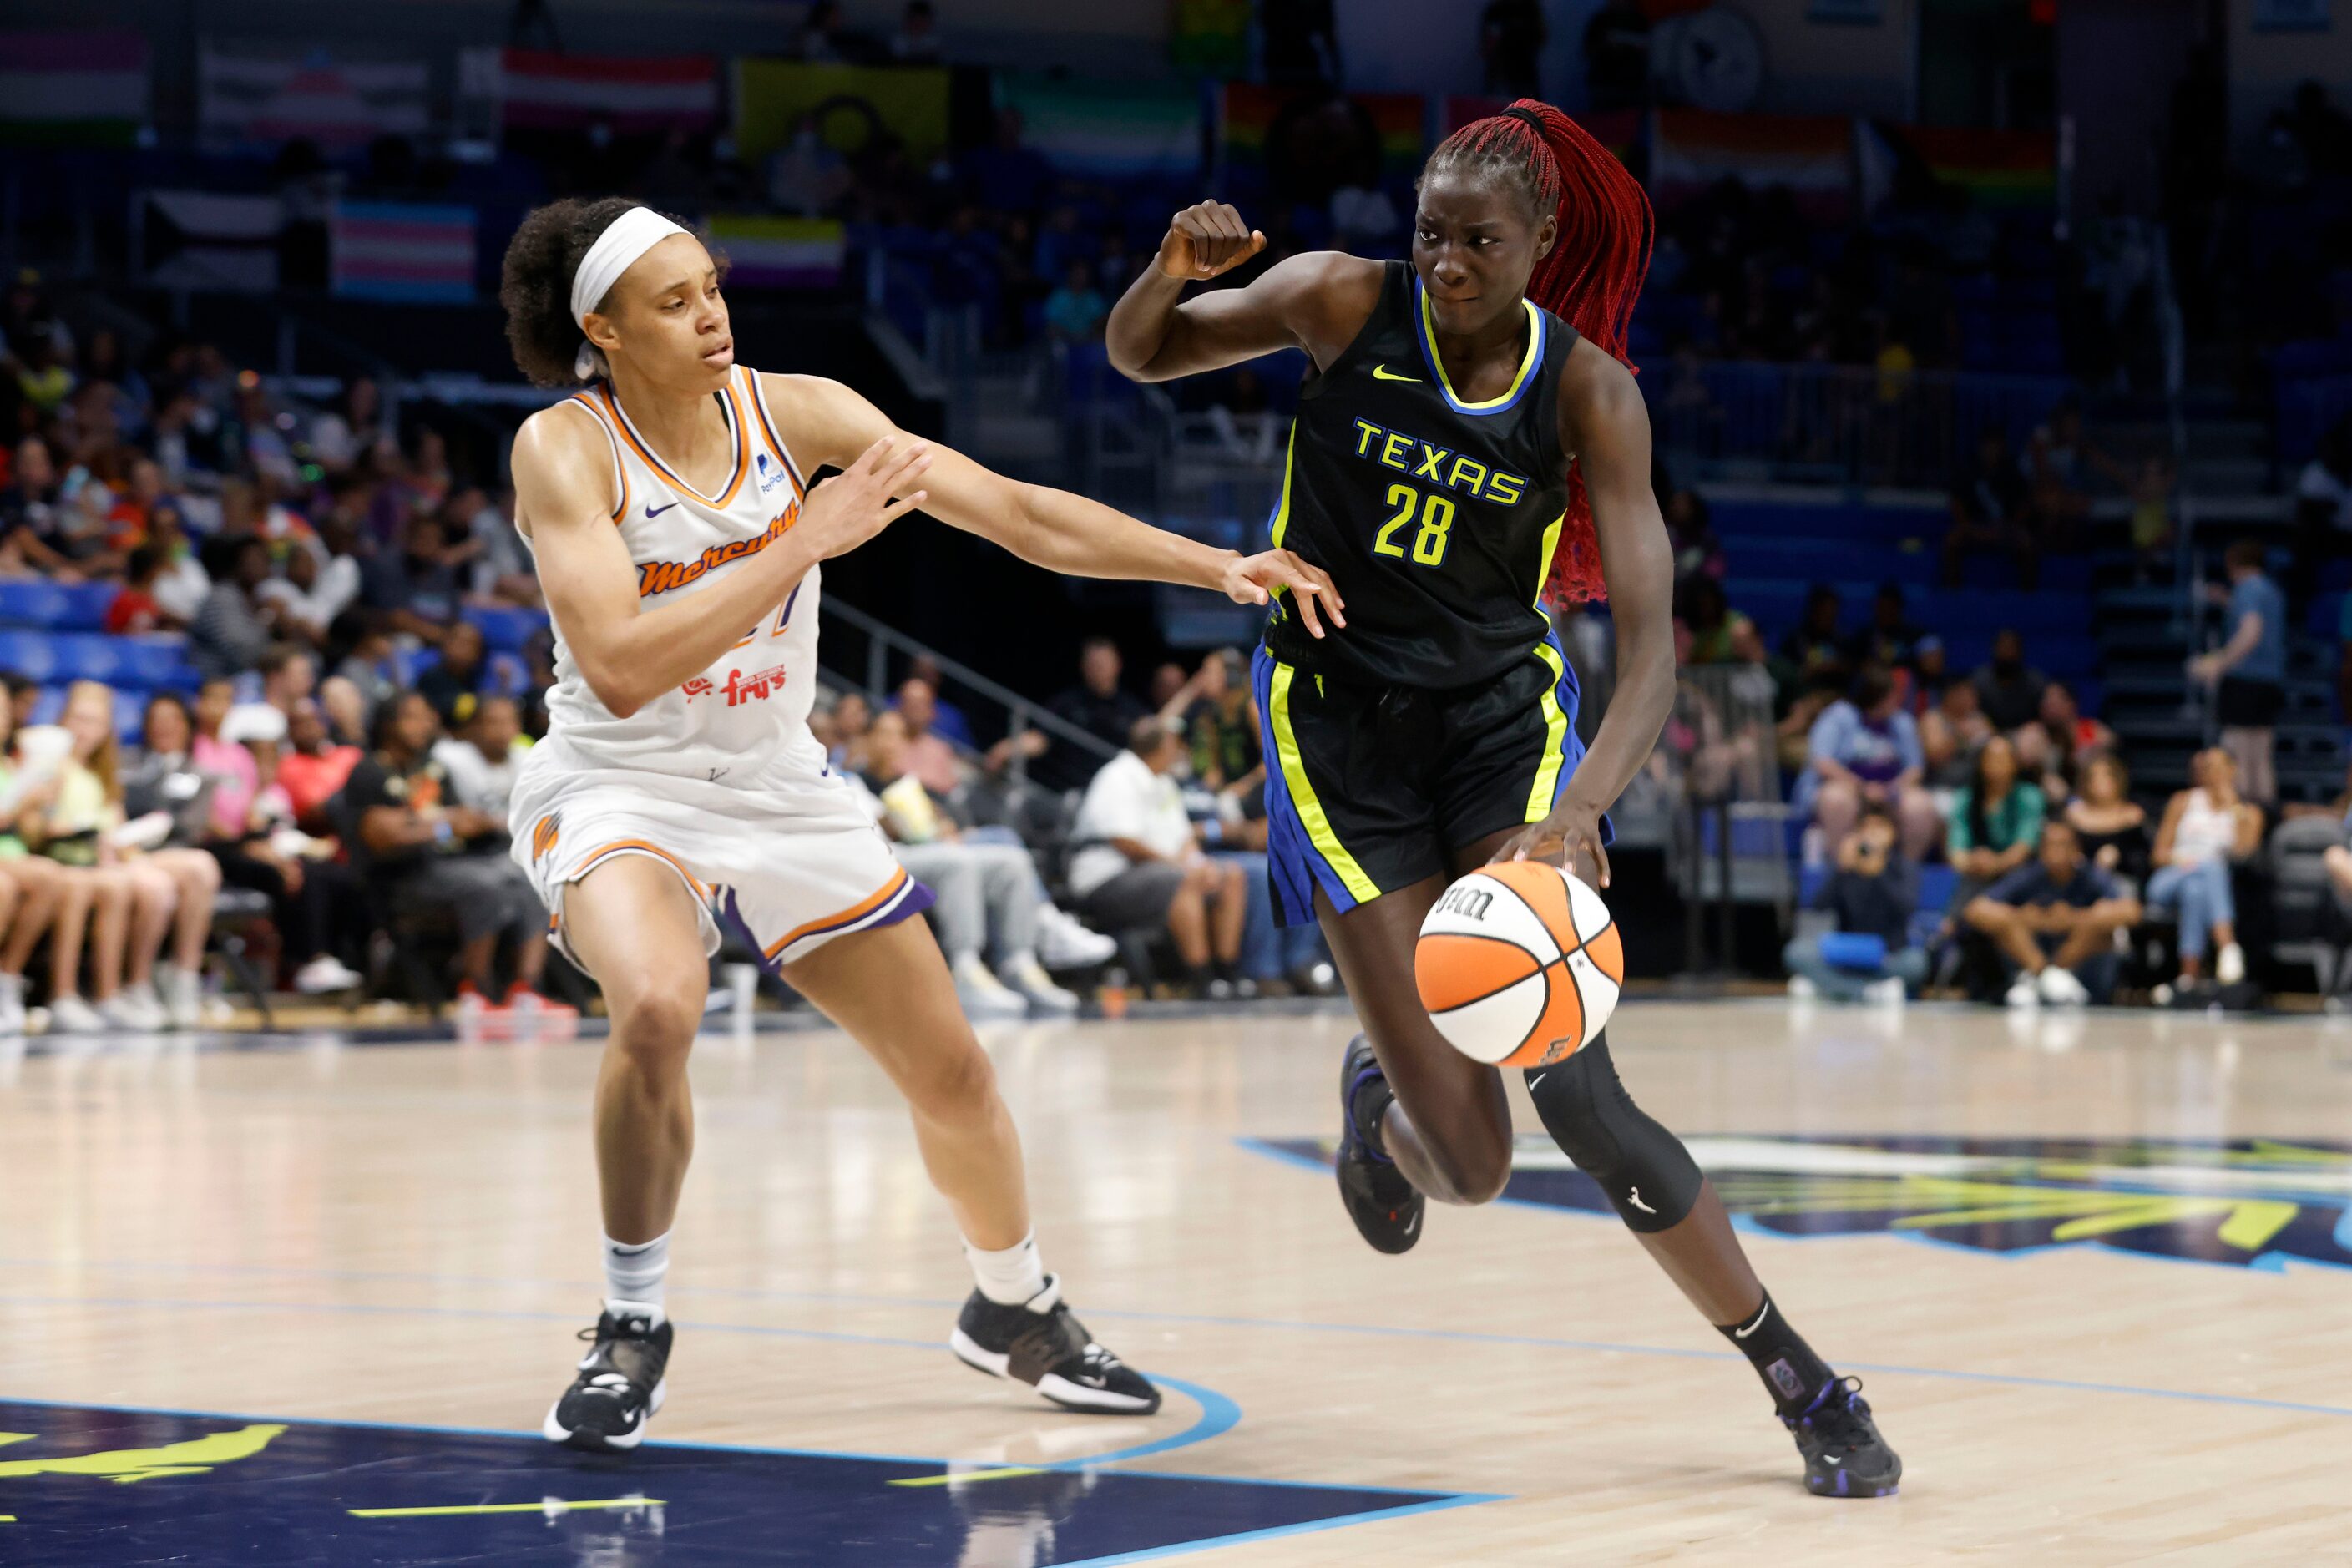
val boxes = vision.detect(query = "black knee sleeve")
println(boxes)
[1523,1034,1703,1233]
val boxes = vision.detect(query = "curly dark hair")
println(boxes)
[498,198,721,387]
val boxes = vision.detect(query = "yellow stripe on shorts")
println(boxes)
[1267,661,1381,903]
[1525,640,1571,821]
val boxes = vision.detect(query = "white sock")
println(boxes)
[604,1231,670,1310]
[965,1232,1046,1307]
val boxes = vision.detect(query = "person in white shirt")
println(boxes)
[255,520,362,646]
[434,695,529,822]
[1067,716,1246,990]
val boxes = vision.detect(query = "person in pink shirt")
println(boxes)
[190,679,259,841]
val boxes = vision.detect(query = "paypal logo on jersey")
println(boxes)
[755,452,791,494]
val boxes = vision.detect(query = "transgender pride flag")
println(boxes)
[330,202,477,303]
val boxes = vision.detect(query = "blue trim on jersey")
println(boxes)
[1411,281,1550,419]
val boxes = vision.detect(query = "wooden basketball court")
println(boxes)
[5,998,2349,1564]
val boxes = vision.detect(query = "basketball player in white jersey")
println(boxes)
[498,200,1343,1450]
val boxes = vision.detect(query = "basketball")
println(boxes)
[1414,860,1625,1068]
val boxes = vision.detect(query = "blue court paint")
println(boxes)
[0,1399,1469,1567]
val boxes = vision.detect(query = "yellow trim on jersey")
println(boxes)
[1267,661,1381,903]
[1525,639,1571,821]
[1267,422,1299,549]
[1533,510,1566,605]
[1418,291,1543,412]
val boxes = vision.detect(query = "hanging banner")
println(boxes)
[0,31,148,145]
[999,74,1203,178]
[499,50,717,132]
[2252,0,2329,28]
[331,201,476,302]
[707,215,845,290]
[733,59,949,164]
[199,46,428,153]
[1651,109,1853,217]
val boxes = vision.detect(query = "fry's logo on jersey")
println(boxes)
[1348,417,1527,506]
[637,500,801,597]
[684,664,789,707]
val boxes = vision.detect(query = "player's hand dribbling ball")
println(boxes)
[1414,861,1624,1068]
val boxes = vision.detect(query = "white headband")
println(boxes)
[569,206,686,380]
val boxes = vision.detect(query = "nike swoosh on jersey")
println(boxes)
[645,499,681,518]
[1370,364,1421,382]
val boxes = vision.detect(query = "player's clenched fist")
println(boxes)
[1157,202,1267,281]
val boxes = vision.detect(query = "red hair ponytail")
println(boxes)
[1424,99,1655,605]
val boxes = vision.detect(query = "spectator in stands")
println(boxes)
[189,534,278,681]
[1674,574,1759,667]
[276,698,360,833]
[1662,488,1722,584]
[902,653,974,746]
[258,521,362,649]
[2025,398,2117,552]
[893,0,943,62]
[1043,636,1148,789]
[1775,584,1849,704]
[892,678,966,795]
[1970,628,2049,733]
[1067,718,1247,995]
[1802,665,1941,862]
[1783,802,1924,1005]
[0,695,69,1033]
[330,617,403,732]
[2019,680,2114,798]
[2190,540,2286,806]
[340,691,559,1016]
[1845,582,1925,690]
[826,690,873,773]
[2066,752,2151,884]
[417,620,488,730]
[1166,649,1262,797]
[6,679,36,736]
[0,438,58,570]
[1479,0,1547,97]
[1963,819,2141,1007]
[2145,746,2263,995]
[1583,0,1651,110]
[1944,427,2038,589]
[434,695,528,822]
[145,504,210,624]
[1044,260,1110,346]
[2126,455,2177,584]
[105,546,177,635]
[861,709,1078,1017]
[359,513,460,646]
[2294,414,2351,603]
[1949,731,2043,898]
[793,0,853,60]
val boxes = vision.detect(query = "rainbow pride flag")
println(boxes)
[1222,84,1428,180]
[1904,126,2056,207]
[1650,109,1853,217]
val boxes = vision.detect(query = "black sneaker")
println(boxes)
[1783,1377,1901,1498]
[543,1302,672,1452]
[949,1275,1161,1414]
[1336,1034,1424,1255]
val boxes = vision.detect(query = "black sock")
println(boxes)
[1715,1292,1834,1417]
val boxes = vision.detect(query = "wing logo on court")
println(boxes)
[1251,1134,2352,1272]
[0,1422,286,1485]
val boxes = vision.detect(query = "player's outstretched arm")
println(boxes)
[773,374,1348,637]
[513,403,929,716]
[1491,341,1672,886]
[1105,205,1383,383]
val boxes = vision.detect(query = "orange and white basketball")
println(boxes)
[1414,860,1624,1068]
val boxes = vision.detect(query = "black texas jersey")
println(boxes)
[1262,259,1577,690]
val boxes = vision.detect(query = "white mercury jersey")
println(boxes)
[530,366,823,781]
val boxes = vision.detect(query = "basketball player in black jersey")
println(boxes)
[1106,100,1899,1497]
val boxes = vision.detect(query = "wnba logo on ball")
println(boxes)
[1433,885,1494,922]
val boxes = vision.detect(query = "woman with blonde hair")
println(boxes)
[0,690,73,1033]
[26,682,222,1029]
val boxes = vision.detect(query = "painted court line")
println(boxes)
[350,1496,661,1519]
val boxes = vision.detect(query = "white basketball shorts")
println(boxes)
[508,733,931,976]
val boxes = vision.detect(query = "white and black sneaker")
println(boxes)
[544,1301,671,1452]
[949,1275,1161,1415]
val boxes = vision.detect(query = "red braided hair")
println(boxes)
[1422,99,1654,606]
